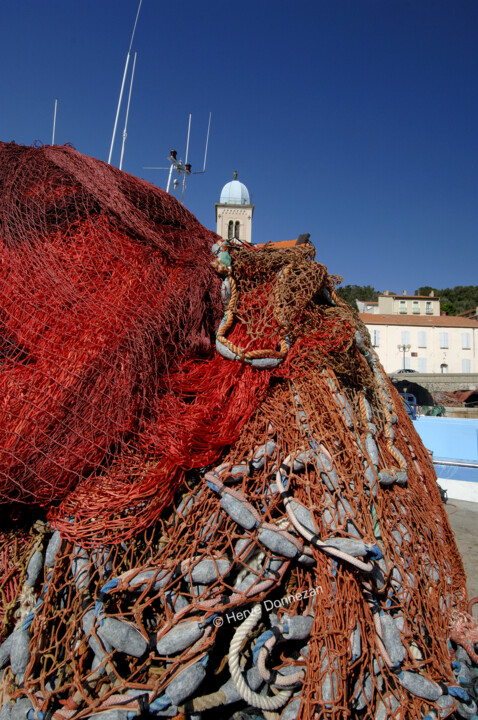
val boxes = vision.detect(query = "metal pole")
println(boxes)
[202,112,211,172]
[182,114,192,202]
[166,163,174,193]
[107,0,143,165]
[119,51,137,170]
[128,0,143,54]
[433,459,478,469]
[398,343,411,370]
[52,98,58,145]
[108,52,130,164]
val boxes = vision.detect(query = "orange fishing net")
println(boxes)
[0,142,476,720]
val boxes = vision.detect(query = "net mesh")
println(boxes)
[0,141,476,720]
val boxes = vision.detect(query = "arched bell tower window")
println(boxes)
[228,220,234,240]
[234,221,240,239]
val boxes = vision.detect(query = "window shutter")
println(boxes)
[418,358,427,372]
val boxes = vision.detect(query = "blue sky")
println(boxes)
[1,0,477,293]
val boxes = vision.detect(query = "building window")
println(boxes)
[227,220,234,240]
[440,363,448,374]
[439,332,448,349]
[462,358,471,373]
[418,331,427,348]
[426,301,433,314]
[371,330,380,347]
[462,333,471,349]
[412,301,420,314]
[234,221,240,239]
[401,331,410,345]
[418,358,427,373]
[399,300,407,314]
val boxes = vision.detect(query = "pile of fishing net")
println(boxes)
[1,141,477,720]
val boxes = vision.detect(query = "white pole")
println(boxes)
[119,51,137,170]
[107,0,143,165]
[182,114,192,201]
[184,113,192,166]
[108,52,130,165]
[202,111,211,172]
[166,163,174,193]
[51,98,58,145]
[128,0,143,54]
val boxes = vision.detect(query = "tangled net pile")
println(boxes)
[1,141,477,720]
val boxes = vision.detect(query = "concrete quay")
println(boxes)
[445,498,478,607]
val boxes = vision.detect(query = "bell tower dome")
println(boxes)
[215,171,254,243]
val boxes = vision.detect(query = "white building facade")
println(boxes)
[360,313,478,375]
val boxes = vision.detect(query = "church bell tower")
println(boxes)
[215,171,254,244]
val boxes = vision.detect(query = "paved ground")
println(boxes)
[445,498,478,608]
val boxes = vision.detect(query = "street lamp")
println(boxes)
[397,344,411,370]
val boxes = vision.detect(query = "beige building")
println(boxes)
[357,291,441,317]
[360,311,478,374]
[215,172,254,244]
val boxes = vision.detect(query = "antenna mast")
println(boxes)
[181,114,192,202]
[108,0,142,165]
[143,112,212,203]
[51,98,58,145]
[202,111,212,172]
[119,51,138,171]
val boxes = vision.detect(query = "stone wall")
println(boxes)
[388,372,478,392]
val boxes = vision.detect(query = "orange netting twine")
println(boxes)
[0,141,476,720]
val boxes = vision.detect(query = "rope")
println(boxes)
[228,605,293,711]
[257,634,305,687]
[216,265,289,362]
[275,456,374,574]
[190,689,227,712]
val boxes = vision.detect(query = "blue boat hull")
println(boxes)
[413,416,478,502]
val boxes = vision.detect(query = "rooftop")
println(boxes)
[360,313,478,328]
[379,294,440,300]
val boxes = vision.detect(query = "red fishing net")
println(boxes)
[0,141,242,511]
[0,141,477,720]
